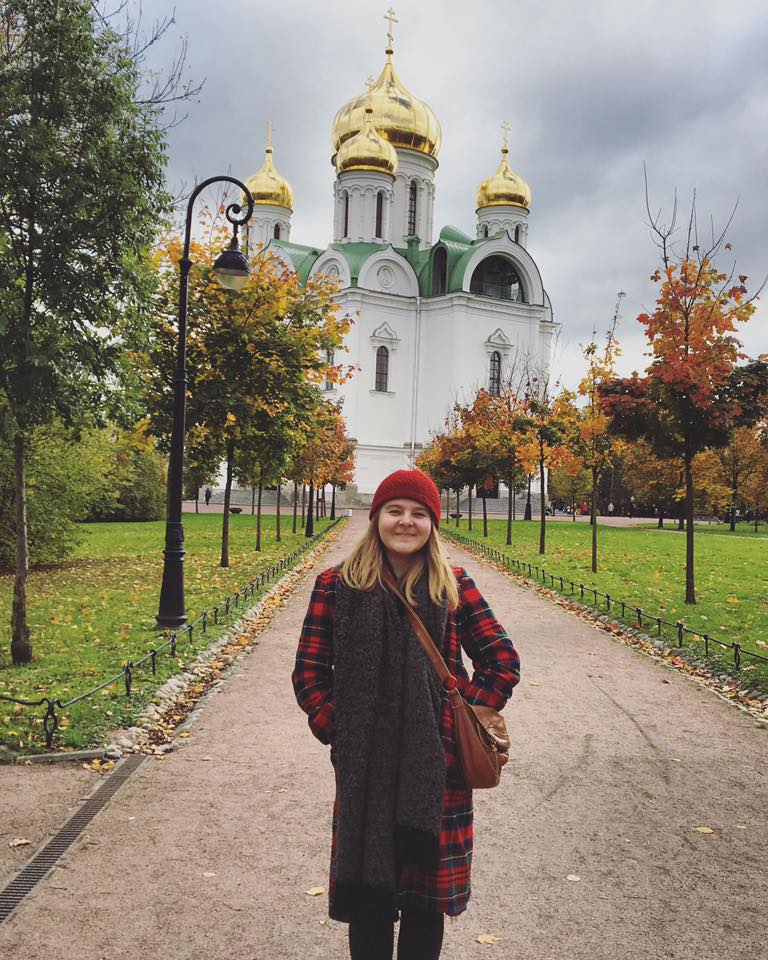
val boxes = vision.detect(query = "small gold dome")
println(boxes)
[335,99,398,175]
[332,53,441,160]
[476,145,531,211]
[244,138,294,210]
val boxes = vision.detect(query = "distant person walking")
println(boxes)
[293,469,520,960]
[204,487,212,507]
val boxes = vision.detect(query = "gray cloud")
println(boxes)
[146,0,768,389]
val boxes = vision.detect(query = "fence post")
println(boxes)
[677,621,684,647]
[636,607,643,627]
[734,642,741,671]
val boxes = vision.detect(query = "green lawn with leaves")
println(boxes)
[0,513,335,753]
[449,518,768,688]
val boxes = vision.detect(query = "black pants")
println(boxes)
[349,905,444,960]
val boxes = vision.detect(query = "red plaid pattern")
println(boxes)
[292,565,520,918]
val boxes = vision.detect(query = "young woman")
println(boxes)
[292,469,520,960]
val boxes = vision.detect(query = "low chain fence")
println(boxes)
[442,528,768,676]
[2,518,344,749]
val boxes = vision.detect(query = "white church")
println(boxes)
[244,14,557,502]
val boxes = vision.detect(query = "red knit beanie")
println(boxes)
[369,469,442,527]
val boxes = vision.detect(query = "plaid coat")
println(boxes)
[292,565,520,919]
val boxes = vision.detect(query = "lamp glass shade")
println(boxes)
[213,245,250,291]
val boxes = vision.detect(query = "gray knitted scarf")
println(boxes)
[332,568,448,920]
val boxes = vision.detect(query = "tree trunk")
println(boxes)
[220,441,235,568]
[506,471,513,546]
[678,498,684,531]
[276,480,282,542]
[538,452,546,555]
[684,442,696,604]
[730,460,737,531]
[657,508,664,529]
[591,464,598,574]
[305,478,315,537]
[251,486,256,515]
[195,490,199,514]
[301,483,306,523]
[455,488,460,528]
[330,484,336,520]
[11,433,32,665]
[444,489,449,523]
[482,495,488,538]
[256,466,263,551]
[468,485,472,531]
[292,481,298,534]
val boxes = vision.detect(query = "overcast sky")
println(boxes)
[145,0,768,390]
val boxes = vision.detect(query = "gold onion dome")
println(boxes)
[335,98,398,175]
[331,47,441,159]
[476,142,531,211]
[244,133,294,210]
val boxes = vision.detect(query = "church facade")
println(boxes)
[244,23,557,501]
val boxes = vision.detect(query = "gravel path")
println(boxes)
[1,514,766,960]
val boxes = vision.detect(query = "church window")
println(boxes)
[407,181,418,236]
[470,255,524,302]
[432,246,447,296]
[274,223,281,240]
[325,349,335,390]
[375,346,389,392]
[375,192,384,239]
[514,224,521,243]
[489,351,502,396]
[343,192,350,238]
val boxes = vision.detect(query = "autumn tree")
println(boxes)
[619,440,682,528]
[548,450,590,521]
[601,191,767,603]
[145,216,352,566]
[694,425,767,530]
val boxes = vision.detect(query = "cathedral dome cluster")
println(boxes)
[331,49,441,161]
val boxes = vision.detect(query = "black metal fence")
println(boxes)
[442,528,768,676]
[1,518,344,749]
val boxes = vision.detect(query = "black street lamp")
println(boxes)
[156,176,254,629]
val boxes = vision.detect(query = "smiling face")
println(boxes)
[377,498,433,569]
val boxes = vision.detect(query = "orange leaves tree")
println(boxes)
[145,211,352,565]
[600,196,767,602]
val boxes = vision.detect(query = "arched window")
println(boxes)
[375,192,384,239]
[325,349,335,390]
[470,255,524,302]
[273,223,281,240]
[432,246,447,296]
[407,181,418,236]
[375,346,389,392]
[514,224,521,243]
[343,191,350,238]
[489,351,502,396]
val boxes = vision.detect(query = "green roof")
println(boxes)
[328,241,388,286]
[270,240,323,284]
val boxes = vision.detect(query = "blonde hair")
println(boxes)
[340,512,459,609]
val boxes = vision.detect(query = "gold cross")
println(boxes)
[266,119,273,151]
[501,119,510,150]
[384,7,398,48]
[366,74,376,93]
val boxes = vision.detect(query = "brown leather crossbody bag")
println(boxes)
[382,570,510,789]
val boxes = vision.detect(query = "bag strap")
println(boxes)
[381,569,453,687]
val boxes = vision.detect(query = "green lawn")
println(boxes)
[0,513,336,752]
[447,518,768,688]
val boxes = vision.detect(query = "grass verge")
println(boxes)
[444,518,768,692]
[0,513,337,752]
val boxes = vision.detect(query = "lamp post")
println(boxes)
[156,176,254,629]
